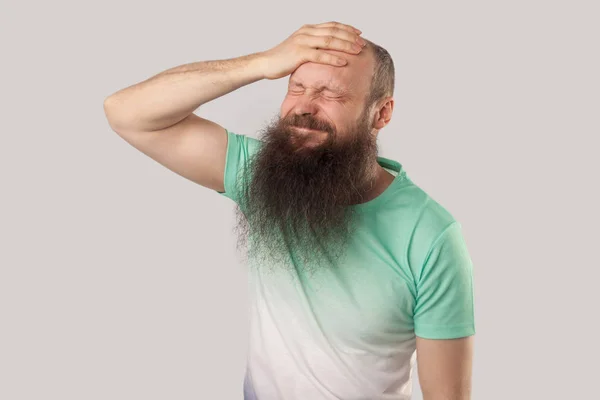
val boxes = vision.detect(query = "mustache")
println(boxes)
[283,114,335,135]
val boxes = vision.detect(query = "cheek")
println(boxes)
[280,97,296,117]
[320,105,349,131]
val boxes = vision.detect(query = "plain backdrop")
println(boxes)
[1,1,598,399]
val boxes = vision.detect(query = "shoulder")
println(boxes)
[387,173,458,236]
[225,130,263,159]
[392,176,462,270]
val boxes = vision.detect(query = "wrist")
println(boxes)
[247,51,270,81]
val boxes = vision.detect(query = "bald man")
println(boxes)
[104,21,475,400]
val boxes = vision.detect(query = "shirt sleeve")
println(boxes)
[216,129,259,204]
[413,221,476,339]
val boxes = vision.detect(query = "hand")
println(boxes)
[259,21,366,80]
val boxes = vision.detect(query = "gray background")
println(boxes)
[1,0,598,399]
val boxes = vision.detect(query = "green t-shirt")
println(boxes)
[217,129,475,400]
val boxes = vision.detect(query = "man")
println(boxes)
[104,21,475,400]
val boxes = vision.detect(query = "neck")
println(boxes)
[355,162,395,204]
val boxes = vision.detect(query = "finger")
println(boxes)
[317,21,362,35]
[306,49,348,66]
[301,26,363,47]
[299,34,363,55]
[306,21,361,35]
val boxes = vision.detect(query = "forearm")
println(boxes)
[103,52,266,132]
[423,390,470,400]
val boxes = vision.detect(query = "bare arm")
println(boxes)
[416,336,474,400]
[103,55,265,134]
[102,21,365,190]
[103,54,265,191]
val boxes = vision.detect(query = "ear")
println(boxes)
[372,97,394,130]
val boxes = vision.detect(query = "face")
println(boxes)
[234,48,382,273]
[279,48,376,148]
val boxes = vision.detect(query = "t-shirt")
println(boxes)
[216,129,476,400]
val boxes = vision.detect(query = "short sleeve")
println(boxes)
[216,129,261,204]
[413,221,475,339]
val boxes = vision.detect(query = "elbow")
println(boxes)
[103,96,127,133]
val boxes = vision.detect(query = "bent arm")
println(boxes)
[103,53,266,133]
[102,53,266,190]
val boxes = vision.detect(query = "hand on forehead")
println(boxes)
[291,48,373,95]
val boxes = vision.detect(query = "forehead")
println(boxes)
[289,49,374,94]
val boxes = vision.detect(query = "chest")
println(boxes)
[305,247,416,349]
[250,233,417,353]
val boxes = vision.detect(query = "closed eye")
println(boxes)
[322,93,346,103]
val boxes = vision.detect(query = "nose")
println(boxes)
[293,95,319,117]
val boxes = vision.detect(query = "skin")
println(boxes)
[104,21,473,400]
[280,46,396,201]
[417,336,474,400]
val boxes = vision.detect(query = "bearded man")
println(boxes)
[104,21,476,400]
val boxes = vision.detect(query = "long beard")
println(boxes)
[234,110,379,274]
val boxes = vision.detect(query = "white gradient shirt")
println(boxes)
[217,130,475,400]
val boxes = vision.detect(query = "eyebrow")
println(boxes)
[289,79,346,95]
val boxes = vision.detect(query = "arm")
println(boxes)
[412,221,476,399]
[103,54,265,191]
[102,21,365,190]
[416,335,474,400]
